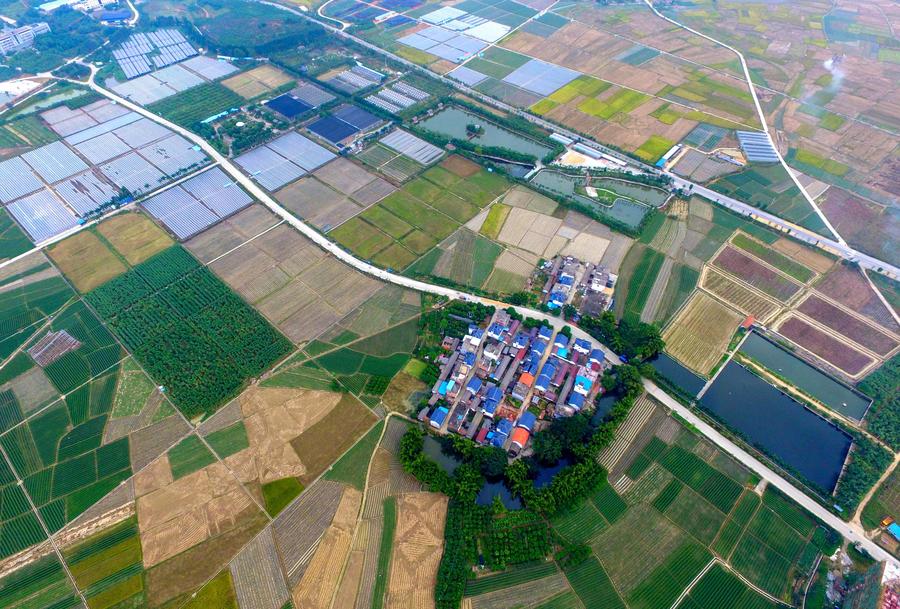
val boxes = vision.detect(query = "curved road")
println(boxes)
[262,0,900,280]
[77,67,898,566]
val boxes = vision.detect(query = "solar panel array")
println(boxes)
[502,59,580,96]
[236,132,336,191]
[6,189,78,243]
[326,65,384,94]
[113,29,197,79]
[291,82,335,108]
[365,81,430,114]
[141,167,253,240]
[448,65,488,86]
[736,131,779,163]
[55,171,118,215]
[397,26,488,63]
[2,93,214,244]
[380,129,443,165]
[308,105,382,145]
[22,142,89,184]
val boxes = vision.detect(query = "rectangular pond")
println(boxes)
[528,169,650,229]
[417,106,553,159]
[739,332,872,422]
[650,352,706,397]
[700,361,852,493]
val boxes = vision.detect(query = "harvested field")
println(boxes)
[98,212,173,264]
[48,230,126,292]
[144,509,267,607]
[129,414,191,472]
[290,394,378,485]
[663,291,743,374]
[223,65,293,99]
[816,265,900,334]
[230,526,290,609]
[273,479,345,586]
[797,295,898,356]
[712,246,801,302]
[700,267,781,323]
[385,492,448,609]
[135,460,259,567]
[276,177,361,231]
[225,386,343,486]
[185,205,280,263]
[292,486,361,609]
[770,239,833,274]
[200,212,382,342]
[777,316,875,377]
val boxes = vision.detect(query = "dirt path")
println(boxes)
[852,451,900,530]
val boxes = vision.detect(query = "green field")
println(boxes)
[0,548,80,609]
[262,477,304,516]
[682,563,779,609]
[371,496,397,609]
[564,557,626,609]
[635,136,676,163]
[168,435,216,479]
[150,83,244,128]
[466,562,559,596]
[578,88,648,120]
[619,245,665,322]
[87,246,292,419]
[0,208,32,261]
[323,420,384,490]
[731,233,813,282]
[405,228,503,291]
[205,421,250,459]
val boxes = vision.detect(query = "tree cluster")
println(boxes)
[579,311,664,361]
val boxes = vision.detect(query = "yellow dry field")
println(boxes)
[292,486,362,609]
[561,232,610,261]
[222,65,293,99]
[385,492,449,609]
[382,371,427,414]
[97,211,173,264]
[700,267,782,324]
[663,290,743,374]
[224,386,343,485]
[770,238,834,274]
[134,458,256,567]
[502,185,558,215]
[47,230,126,292]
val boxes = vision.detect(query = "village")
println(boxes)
[419,303,612,458]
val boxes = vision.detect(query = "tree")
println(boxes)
[479,446,508,479]
[532,431,563,465]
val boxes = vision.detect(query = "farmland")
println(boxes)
[776,316,875,377]
[86,244,292,419]
[149,82,245,128]
[711,246,802,302]
[222,64,294,99]
[331,156,510,272]
[663,291,743,375]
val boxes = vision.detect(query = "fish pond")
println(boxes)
[700,361,852,493]
[417,106,553,159]
[739,332,871,422]
[528,169,650,229]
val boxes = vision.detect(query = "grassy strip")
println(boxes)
[372,497,397,609]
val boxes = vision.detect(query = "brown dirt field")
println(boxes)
[334,549,365,608]
[770,239,834,274]
[134,454,174,498]
[314,157,379,195]
[47,230,126,292]
[291,487,361,609]
[276,176,360,230]
[223,65,293,99]
[385,492,448,609]
[663,290,743,374]
[796,294,898,356]
[136,461,258,567]
[382,371,427,414]
[440,155,480,178]
[225,386,343,485]
[815,265,900,334]
[777,316,876,377]
[145,509,268,607]
[98,211,173,264]
[290,394,377,485]
[712,246,801,302]
[185,205,280,261]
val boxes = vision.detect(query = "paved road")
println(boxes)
[262,0,899,280]
[81,69,896,566]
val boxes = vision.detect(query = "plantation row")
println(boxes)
[87,246,292,418]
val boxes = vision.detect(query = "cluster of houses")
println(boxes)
[420,308,611,457]
[537,255,617,317]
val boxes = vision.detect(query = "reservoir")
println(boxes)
[700,361,852,493]
[418,106,553,159]
[739,332,871,422]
